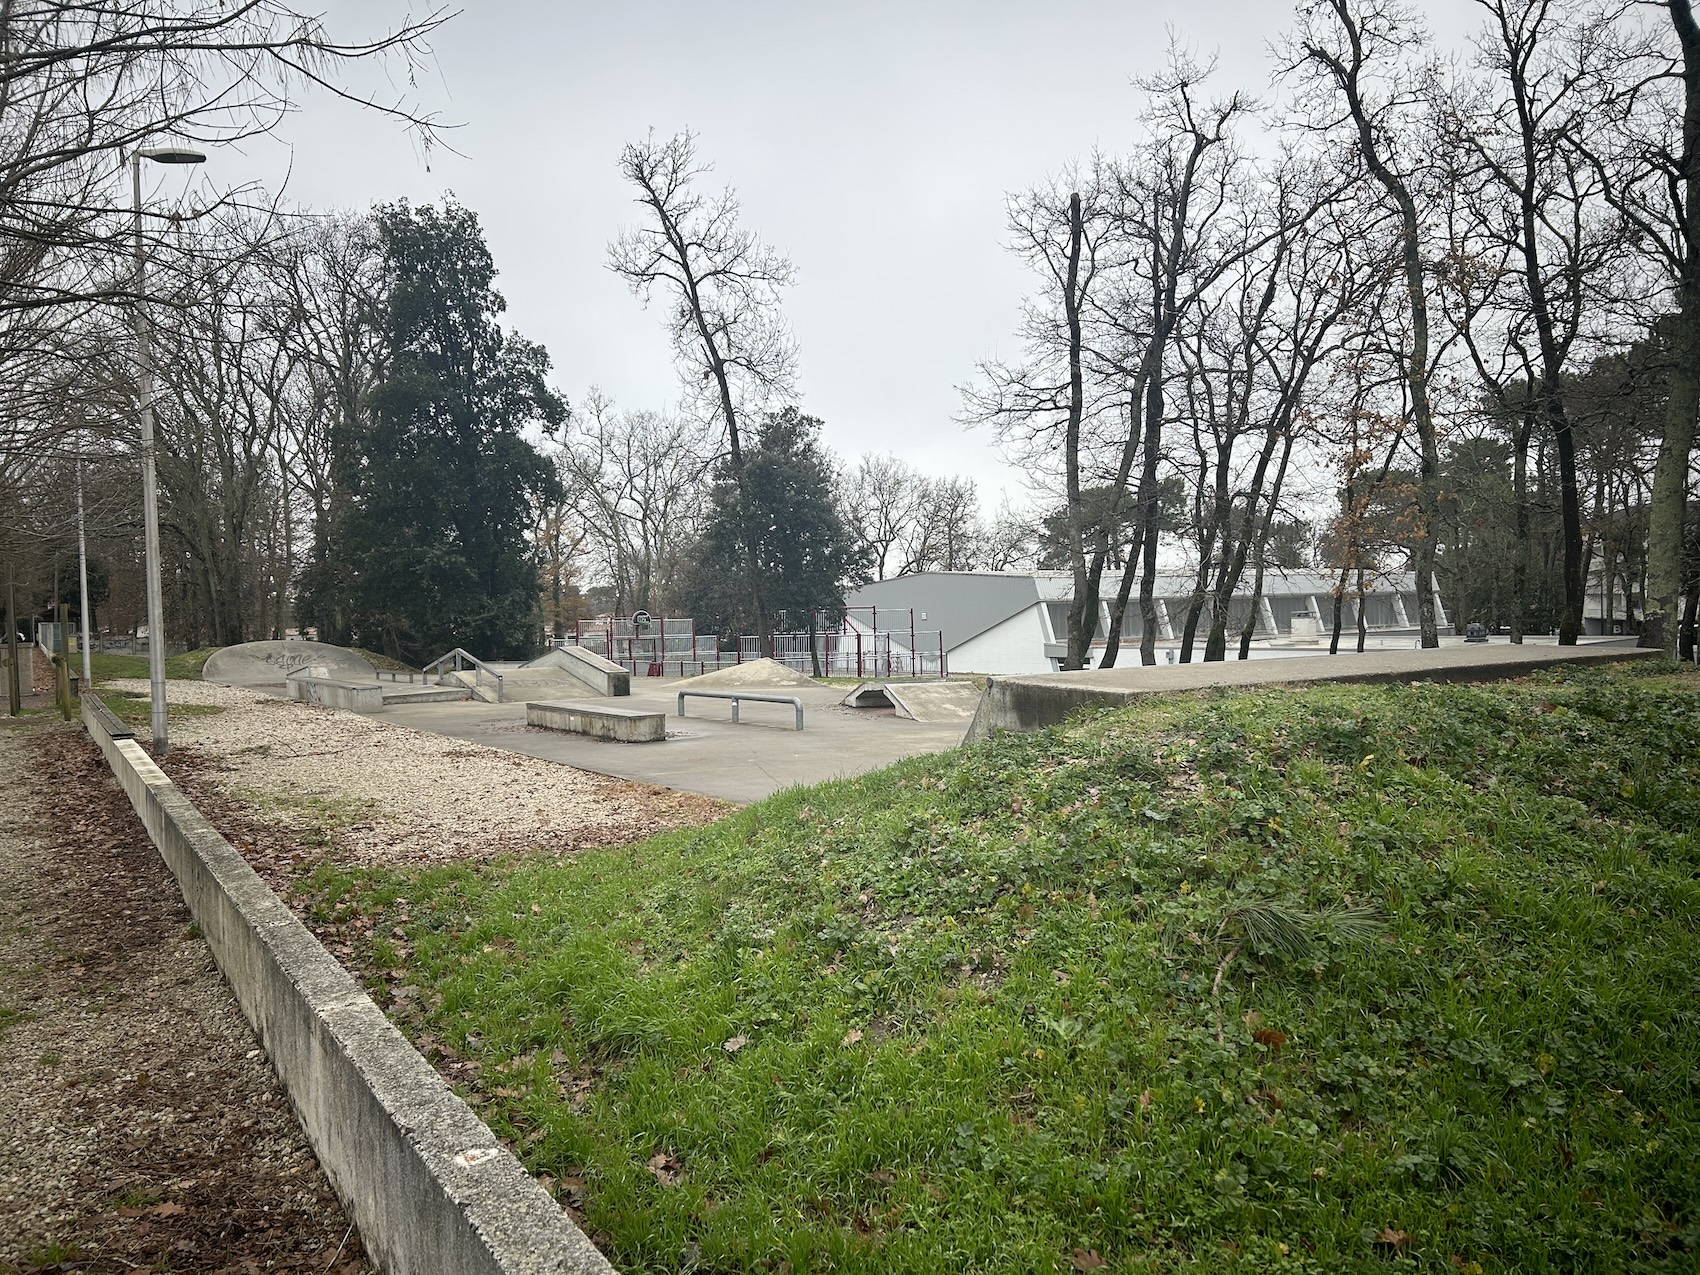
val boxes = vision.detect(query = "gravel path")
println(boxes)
[106,680,724,870]
[0,717,371,1275]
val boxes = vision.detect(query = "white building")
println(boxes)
[844,569,1438,676]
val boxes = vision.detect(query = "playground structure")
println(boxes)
[564,607,948,679]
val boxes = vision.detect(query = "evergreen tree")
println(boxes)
[331,201,564,663]
[684,409,854,649]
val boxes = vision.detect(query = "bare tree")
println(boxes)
[556,391,716,617]
[1620,0,1700,656]
[1292,0,1447,648]
[962,164,1123,668]
[609,130,797,651]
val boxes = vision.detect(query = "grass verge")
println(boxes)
[89,646,219,682]
[306,662,1700,1274]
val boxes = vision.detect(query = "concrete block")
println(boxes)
[527,700,666,743]
[79,693,615,1275]
[287,675,386,714]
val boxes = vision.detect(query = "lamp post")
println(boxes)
[131,144,205,753]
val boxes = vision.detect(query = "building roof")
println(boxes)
[845,569,1419,650]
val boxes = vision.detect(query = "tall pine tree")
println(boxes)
[331,201,564,663]
[684,408,854,652]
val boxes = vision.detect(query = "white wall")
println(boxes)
[949,605,1053,676]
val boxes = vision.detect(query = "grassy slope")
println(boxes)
[311,663,1700,1274]
[89,647,219,681]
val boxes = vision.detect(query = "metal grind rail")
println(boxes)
[422,647,505,702]
[677,689,804,731]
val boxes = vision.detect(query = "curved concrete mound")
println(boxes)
[679,657,818,689]
[203,640,375,690]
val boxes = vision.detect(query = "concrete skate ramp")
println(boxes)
[680,658,818,689]
[841,682,894,709]
[885,681,984,722]
[522,645,630,696]
[203,640,374,689]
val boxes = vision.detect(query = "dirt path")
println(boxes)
[0,717,372,1275]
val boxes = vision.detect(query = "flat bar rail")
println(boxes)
[422,647,505,703]
[677,689,804,731]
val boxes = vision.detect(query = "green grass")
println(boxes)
[88,646,219,682]
[308,661,1700,1274]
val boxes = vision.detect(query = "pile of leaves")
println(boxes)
[308,661,1700,1273]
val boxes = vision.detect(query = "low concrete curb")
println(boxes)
[965,641,1660,742]
[80,692,616,1275]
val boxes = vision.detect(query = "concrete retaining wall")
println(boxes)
[80,692,615,1275]
[288,675,386,714]
[966,641,1661,742]
[526,700,665,743]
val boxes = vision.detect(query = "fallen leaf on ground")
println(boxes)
[1376,1228,1409,1249]
[1071,1249,1107,1270]
[841,1029,864,1046]
[722,1035,748,1053]
[646,1152,683,1187]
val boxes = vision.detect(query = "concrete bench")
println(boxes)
[527,700,666,743]
[676,689,804,731]
[287,674,385,713]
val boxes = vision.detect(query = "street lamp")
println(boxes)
[132,144,206,753]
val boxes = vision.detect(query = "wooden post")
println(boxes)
[56,601,72,719]
[5,578,20,715]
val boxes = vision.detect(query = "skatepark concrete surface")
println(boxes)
[965,635,1657,741]
[202,639,374,692]
[371,676,969,805]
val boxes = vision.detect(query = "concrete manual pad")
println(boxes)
[884,680,984,722]
[203,640,374,690]
[373,678,968,805]
[528,700,666,743]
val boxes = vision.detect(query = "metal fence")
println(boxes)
[565,608,947,679]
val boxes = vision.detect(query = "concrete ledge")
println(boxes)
[527,700,665,743]
[525,647,630,698]
[287,674,386,714]
[965,641,1661,742]
[79,692,615,1275]
[382,685,472,705]
[83,692,135,741]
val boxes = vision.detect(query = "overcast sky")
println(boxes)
[184,0,1482,513]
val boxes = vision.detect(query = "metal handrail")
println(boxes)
[422,647,504,703]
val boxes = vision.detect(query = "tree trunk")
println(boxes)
[1060,193,1097,671]
[1643,0,1700,656]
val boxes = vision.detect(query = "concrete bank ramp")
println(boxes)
[203,640,374,690]
[448,666,591,705]
[522,645,630,696]
[885,680,984,722]
[840,680,984,721]
[680,658,818,690]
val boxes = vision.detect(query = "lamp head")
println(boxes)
[137,146,207,165]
